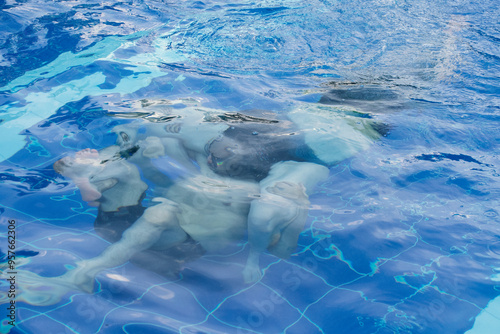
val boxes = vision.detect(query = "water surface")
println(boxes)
[0,1,499,333]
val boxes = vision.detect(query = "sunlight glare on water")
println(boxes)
[0,0,499,333]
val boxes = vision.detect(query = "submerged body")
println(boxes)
[9,99,383,304]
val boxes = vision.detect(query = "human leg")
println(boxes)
[62,198,186,292]
[243,161,329,283]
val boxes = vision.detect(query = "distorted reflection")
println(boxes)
[13,98,386,305]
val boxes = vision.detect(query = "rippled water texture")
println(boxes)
[0,0,499,333]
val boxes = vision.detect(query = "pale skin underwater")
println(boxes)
[5,100,382,305]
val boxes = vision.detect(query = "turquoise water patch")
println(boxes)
[0,29,187,161]
[1,1,499,333]
[466,296,500,334]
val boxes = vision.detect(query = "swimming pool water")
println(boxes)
[1,0,499,333]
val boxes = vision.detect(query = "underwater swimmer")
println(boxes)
[107,107,364,282]
[6,100,388,306]
[51,147,210,291]
[140,102,385,281]
[46,102,382,290]
[49,141,261,292]
[103,102,383,282]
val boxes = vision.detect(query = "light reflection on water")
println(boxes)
[0,0,499,333]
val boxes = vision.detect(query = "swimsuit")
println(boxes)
[207,114,320,181]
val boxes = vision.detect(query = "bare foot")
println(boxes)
[54,149,104,202]
[75,148,100,162]
[2,269,78,306]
